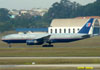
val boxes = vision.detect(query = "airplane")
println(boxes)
[2,18,94,47]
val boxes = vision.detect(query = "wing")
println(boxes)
[26,34,51,45]
[35,34,51,42]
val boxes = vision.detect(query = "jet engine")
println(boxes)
[26,40,44,45]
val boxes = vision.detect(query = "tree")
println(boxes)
[96,0,100,2]
[0,8,10,22]
[46,0,81,20]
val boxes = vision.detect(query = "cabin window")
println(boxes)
[68,29,70,33]
[55,29,57,33]
[51,29,53,33]
[64,29,66,33]
[59,29,61,33]
[73,28,75,33]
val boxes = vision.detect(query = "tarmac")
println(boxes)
[0,64,100,68]
[0,57,100,59]
[0,57,100,68]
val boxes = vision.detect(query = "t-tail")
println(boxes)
[78,18,94,34]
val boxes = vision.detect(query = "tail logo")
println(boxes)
[86,23,91,27]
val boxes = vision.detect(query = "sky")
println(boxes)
[0,0,96,10]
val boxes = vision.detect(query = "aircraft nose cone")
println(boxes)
[2,37,5,40]
[1,36,6,40]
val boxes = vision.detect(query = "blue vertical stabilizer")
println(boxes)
[78,18,94,34]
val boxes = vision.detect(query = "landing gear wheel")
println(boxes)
[42,45,54,47]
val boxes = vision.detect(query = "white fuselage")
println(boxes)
[2,33,90,44]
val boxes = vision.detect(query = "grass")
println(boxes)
[0,32,100,70]
[0,47,100,57]
[0,67,75,70]
[0,31,100,57]
[0,58,100,65]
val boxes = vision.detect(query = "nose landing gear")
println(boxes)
[8,43,12,48]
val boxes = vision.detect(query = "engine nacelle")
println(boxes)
[26,40,44,45]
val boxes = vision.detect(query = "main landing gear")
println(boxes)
[42,43,54,47]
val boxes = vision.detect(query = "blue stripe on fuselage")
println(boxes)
[2,38,81,44]
[50,39,81,43]
[2,39,26,43]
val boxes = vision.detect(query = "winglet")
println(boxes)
[78,18,94,34]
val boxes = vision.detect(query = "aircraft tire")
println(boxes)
[42,45,54,47]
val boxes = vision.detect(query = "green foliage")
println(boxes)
[0,0,100,32]
[45,0,100,19]
[46,0,81,20]
[74,1,100,17]
[0,8,10,22]
[0,22,12,32]
[10,14,49,29]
